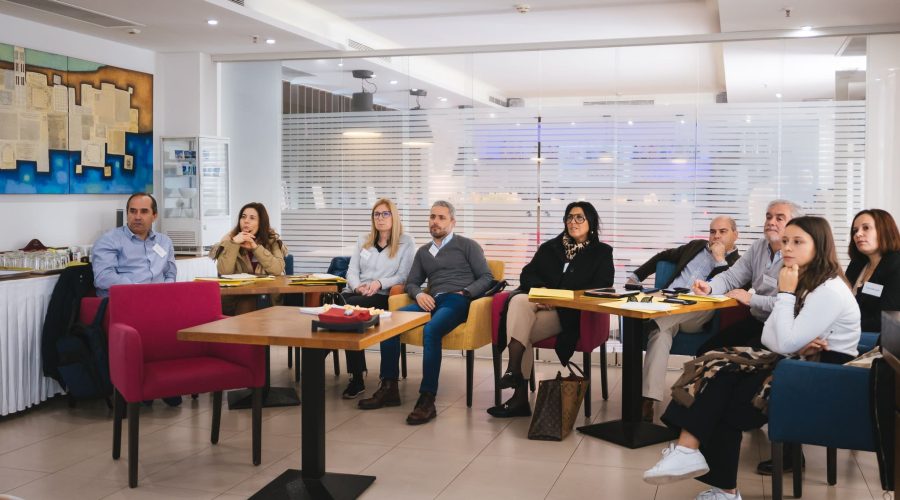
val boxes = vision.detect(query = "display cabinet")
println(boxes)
[160,136,230,255]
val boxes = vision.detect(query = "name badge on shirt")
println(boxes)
[429,245,439,257]
[152,243,167,258]
[562,262,570,273]
[762,274,777,289]
[862,281,884,298]
[360,248,372,260]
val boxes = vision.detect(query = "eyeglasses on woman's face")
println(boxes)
[373,211,392,220]
[565,214,586,224]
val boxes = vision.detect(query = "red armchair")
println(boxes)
[491,291,610,417]
[107,281,265,488]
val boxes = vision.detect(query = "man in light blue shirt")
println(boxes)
[93,193,179,406]
[93,193,176,297]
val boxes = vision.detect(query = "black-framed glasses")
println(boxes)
[565,214,586,224]
[627,295,654,303]
[373,211,392,219]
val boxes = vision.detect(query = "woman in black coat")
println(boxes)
[487,201,614,418]
[845,208,900,334]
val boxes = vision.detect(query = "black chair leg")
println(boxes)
[772,442,783,500]
[211,391,222,444]
[401,343,408,379]
[252,387,262,466]
[332,349,341,376]
[466,350,474,408]
[112,389,124,460]
[530,365,536,392]
[792,443,803,498]
[600,342,609,401]
[826,446,837,485]
[492,344,502,407]
[288,346,293,368]
[583,352,592,418]
[127,402,139,488]
[294,348,300,382]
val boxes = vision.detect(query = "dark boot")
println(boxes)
[487,375,531,418]
[358,379,400,409]
[406,392,437,425]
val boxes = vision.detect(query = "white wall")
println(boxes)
[866,35,900,218]
[0,13,156,250]
[219,62,283,232]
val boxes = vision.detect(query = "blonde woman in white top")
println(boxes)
[341,198,415,398]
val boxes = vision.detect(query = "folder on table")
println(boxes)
[677,294,730,303]
[528,287,574,300]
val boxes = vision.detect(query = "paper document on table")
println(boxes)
[299,306,327,315]
[193,277,254,287]
[221,273,274,280]
[603,301,677,313]
[678,294,729,302]
[289,273,347,285]
[528,288,574,300]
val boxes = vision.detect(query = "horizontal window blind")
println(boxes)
[282,102,864,285]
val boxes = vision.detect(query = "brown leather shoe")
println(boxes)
[358,379,400,410]
[641,397,655,423]
[406,392,437,425]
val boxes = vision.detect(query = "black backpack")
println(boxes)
[55,297,113,401]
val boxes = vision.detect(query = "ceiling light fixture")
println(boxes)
[389,80,398,85]
[438,97,448,102]
[351,70,377,112]
[265,38,276,45]
[800,25,812,31]
[775,93,783,98]
[343,131,382,138]
[207,19,218,26]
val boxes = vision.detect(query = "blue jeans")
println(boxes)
[379,293,470,395]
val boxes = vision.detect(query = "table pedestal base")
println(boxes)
[577,420,677,449]
[249,469,375,499]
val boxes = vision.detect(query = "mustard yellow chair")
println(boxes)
[390,260,504,407]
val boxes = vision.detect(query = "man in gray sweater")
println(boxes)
[359,200,494,425]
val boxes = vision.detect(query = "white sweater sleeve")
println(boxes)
[761,286,845,355]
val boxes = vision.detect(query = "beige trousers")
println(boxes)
[506,293,563,379]
[641,309,716,401]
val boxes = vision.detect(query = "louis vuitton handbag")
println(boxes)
[527,363,589,441]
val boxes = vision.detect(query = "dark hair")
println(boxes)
[126,192,157,214]
[849,209,900,261]
[563,201,602,244]
[787,216,848,314]
[232,202,280,251]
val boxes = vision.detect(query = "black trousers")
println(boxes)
[342,292,389,376]
[698,317,765,354]
[662,370,770,490]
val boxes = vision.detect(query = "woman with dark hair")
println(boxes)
[211,202,287,315]
[643,216,860,500]
[845,208,900,333]
[486,201,614,418]
[340,198,415,399]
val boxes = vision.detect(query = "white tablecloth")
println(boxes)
[175,256,218,282]
[0,275,64,416]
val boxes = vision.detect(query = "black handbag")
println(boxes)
[527,363,589,441]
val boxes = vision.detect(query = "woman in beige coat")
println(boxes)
[211,202,287,314]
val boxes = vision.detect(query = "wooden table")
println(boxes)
[212,278,338,409]
[530,291,737,449]
[178,306,430,500]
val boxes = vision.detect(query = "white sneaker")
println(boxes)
[696,487,742,500]
[643,443,710,485]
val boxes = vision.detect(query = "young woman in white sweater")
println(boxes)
[643,216,861,500]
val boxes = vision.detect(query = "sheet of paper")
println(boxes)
[603,301,677,313]
[678,294,730,302]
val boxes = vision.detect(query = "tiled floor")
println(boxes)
[0,349,890,499]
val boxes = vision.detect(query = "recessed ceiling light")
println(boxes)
[265,38,276,45]
[627,120,634,125]
[800,25,812,31]
[775,93,783,98]
[207,19,219,26]
[438,97,447,102]
[338,62,343,67]
[389,80,398,85]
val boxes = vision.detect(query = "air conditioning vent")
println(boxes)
[347,39,391,63]
[227,0,245,5]
[489,96,508,107]
[4,0,143,28]
[583,99,654,106]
